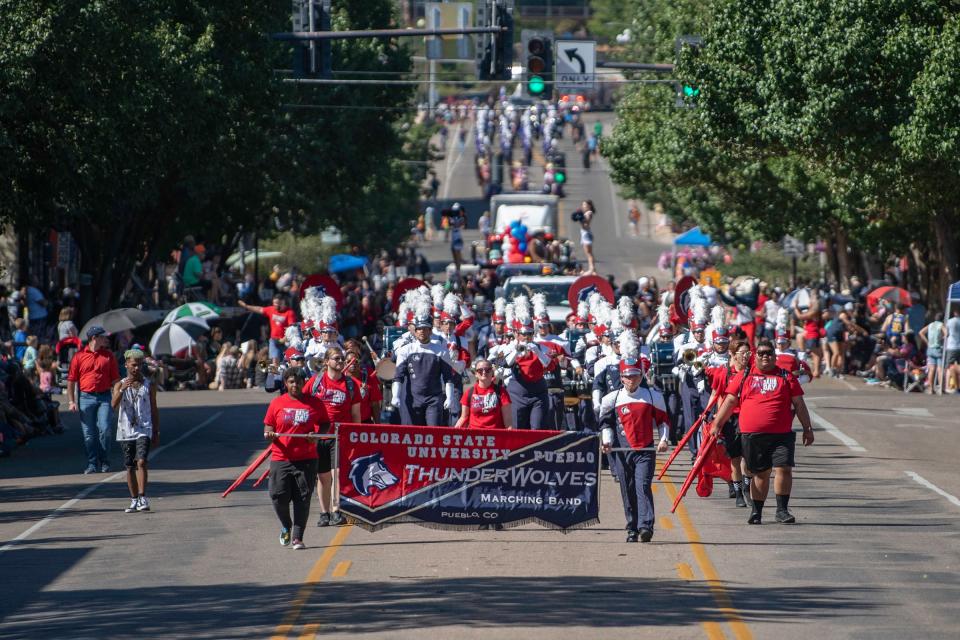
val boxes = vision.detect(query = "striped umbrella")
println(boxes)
[149,317,210,357]
[163,302,222,324]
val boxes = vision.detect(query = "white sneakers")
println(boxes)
[124,496,151,512]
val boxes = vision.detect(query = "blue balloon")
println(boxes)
[510,219,520,228]
[512,228,524,240]
[519,242,528,252]
[519,225,529,236]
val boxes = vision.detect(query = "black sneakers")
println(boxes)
[775,509,796,524]
[316,512,331,527]
[639,528,653,543]
[747,510,762,525]
[626,530,639,543]
[735,487,747,508]
[727,483,737,498]
[329,512,347,526]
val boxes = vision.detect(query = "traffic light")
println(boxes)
[522,29,553,98]
[291,0,331,78]
[674,35,703,108]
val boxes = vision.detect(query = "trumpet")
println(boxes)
[681,349,705,372]
[258,360,280,374]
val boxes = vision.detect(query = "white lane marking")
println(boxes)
[893,407,933,418]
[905,471,960,509]
[600,155,623,239]
[441,123,465,201]
[839,378,859,391]
[808,409,866,452]
[894,423,944,430]
[0,411,223,554]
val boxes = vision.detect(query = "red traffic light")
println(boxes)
[527,38,546,55]
[527,55,546,73]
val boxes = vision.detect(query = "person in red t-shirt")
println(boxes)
[455,359,513,429]
[239,293,297,366]
[711,338,814,525]
[303,345,360,527]
[704,338,751,507]
[263,367,328,550]
[66,325,122,474]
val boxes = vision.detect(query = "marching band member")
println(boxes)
[532,294,573,429]
[478,297,509,359]
[392,300,457,427]
[437,293,472,425]
[494,296,554,430]
[303,296,342,368]
[344,339,382,425]
[674,294,711,456]
[773,310,812,383]
[650,302,682,442]
[599,331,670,543]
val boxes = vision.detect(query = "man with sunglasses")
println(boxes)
[711,338,815,525]
[599,338,670,543]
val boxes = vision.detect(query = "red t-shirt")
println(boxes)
[705,365,741,415]
[261,305,297,340]
[725,366,803,434]
[263,393,328,461]
[67,346,120,393]
[355,371,383,422]
[303,371,360,430]
[461,384,511,429]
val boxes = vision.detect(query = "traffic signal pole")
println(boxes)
[272,26,506,41]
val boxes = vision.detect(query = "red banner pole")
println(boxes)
[221,447,271,499]
[670,428,717,513]
[252,466,270,488]
[657,394,717,480]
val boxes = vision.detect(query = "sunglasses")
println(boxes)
[756,350,775,357]
[475,368,494,374]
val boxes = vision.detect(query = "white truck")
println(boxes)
[488,193,560,238]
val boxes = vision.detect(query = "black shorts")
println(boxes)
[316,438,336,474]
[269,459,318,502]
[721,416,742,459]
[741,432,795,473]
[120,437,151,469]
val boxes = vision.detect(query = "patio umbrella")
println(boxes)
[163,301,222,324]
[225,250,283,269]
[149,317,209,357]
[866,286,911,313]
[80,308,161,339]
[328,254,368,274]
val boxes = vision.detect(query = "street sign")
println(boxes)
[555,39,595,92]
[782,235,805,258]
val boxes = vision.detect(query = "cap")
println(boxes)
[619,355,650,377]
[712,325,730,344]
[414,313,433,329]
[87,325,107,339]
[284,347,305,362]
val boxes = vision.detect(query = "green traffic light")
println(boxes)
[528,75,545,95]
[554,170,566,184]
[683,84,700,98]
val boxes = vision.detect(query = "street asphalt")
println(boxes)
[2,112,959,639]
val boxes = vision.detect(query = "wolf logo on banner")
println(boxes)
[349,452,400,496]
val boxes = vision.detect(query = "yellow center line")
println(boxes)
[659,467,753,640]
[297,623,319,640]
[332,560,352,578]
[675,562,695,580]
[702,622,727,640]
[271,525,353,640]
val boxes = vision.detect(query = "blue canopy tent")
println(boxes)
[674,227,712,247]
[328,254,368,274]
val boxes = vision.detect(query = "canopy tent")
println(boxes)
[674,227,712,247]
[328,254,368,274]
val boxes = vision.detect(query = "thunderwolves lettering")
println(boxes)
[403,464,598,487]
[349,452,400,496]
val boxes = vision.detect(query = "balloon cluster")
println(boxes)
[500,219,532,264]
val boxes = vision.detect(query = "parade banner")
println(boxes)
[337,423,600,532]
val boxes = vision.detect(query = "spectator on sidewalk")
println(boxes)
[946,308,960,392]
[67,326,121,474]
[919,313,947,393]
[21,283,48,342]
[57,307,78,341]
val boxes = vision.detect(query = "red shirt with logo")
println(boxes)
[303,371,360,431]
[599,386,670,449]
[705,364,742,415]
[261,305,297,340]
[264,393,328,461]
[67,346,120,393]
[461,384,511,429]
[725,366,803,434]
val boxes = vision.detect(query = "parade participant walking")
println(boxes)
[304,346,360,528]
[111,349,159,513]
[302,295,341,367]
[705,339,748,507]
[392,300,457,427]
[674,298,711,456]
[67,326,121,474]
[650,303,681,442]
[599,335,670,543]
[575,200,597,274]
[493,297,554,429]
[239,293,296,366]
[436,293,473,425]
[344,340,382,423]
[454,359,512,430]
[710,338,815,525]
[264,367,328,550]
[449,203,466,274]
[773,311,812,383]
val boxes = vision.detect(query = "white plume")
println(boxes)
[608,307,624,335]
[494,297,506,318]
[513,295,531,325]
[532,293,548,318]
[413,298,433,322]
[617,330,640,363]
[284,325,304,352]
[300,286,325,326]
[431,283,445,310]
[443,292,461,317]
[657,302,671,327]
[504,302,515,329]
[776,308,790,332]
[592,299,612,329]
[690,285,708,325]
[319,296,337,327]
[711,304,726,329]
[577,298,590,322]
[617,296,634,326]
